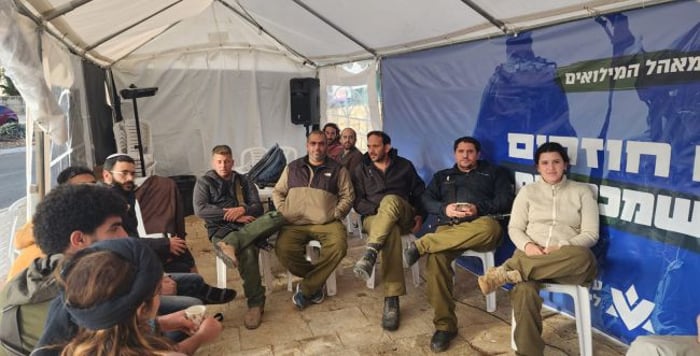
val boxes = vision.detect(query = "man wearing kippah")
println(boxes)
[0,185,216,356]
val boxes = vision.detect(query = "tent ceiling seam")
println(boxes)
[459,0,509,34]
[84,0,184,52]
[216,0,316,67]
[291,0,377,58]
[43,0,94,21]
[115,43,306,66]
[12,0,101,65]
[110,21,183,68]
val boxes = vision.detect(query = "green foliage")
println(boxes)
[0,67,20,97]
[0,122,25,140]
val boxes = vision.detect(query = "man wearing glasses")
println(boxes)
[102,155,236,307]
[101,154,193,271]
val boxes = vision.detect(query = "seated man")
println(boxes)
[5,166,96,281]
[101,154,195,272]
[403,136,513,352]
[324,122,344,161]
[338,127,363,174]
[352,130,425,331]
[0,185,212,355]
[273,130,354,310]
[194,145,286,330]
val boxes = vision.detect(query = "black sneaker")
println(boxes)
[310,285,326,304]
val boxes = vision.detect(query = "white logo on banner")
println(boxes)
[606,285,655,332]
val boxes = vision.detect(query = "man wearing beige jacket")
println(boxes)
[272,130,354,310]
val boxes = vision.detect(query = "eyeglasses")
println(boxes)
[110,170,136,178]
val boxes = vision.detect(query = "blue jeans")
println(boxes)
[159,273,205,341]
[158,273,204,314]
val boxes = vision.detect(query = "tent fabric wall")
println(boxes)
[0,0,695,347]
[112,50,314,176]
[381,1,700,344]
[0,1,66,144]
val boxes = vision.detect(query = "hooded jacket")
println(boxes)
[0,255,62,355]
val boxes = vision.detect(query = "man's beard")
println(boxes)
[113,180,134,192]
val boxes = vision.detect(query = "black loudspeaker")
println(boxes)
[290,77,320,125]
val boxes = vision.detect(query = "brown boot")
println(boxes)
[477,266,522,295]
[214,241,238,268]
[244,305,264,329]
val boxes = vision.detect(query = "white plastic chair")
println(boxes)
[7,197,28,264]
[216,249,275,294]
[239,147,267,173]
[364,233,421,289]
[344,209,361,235]
[451,250,497,312]
[279,146,298,162]
[113,120,156,177]
[286,240,338,296]
[511,283,592,356]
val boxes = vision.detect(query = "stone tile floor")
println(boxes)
[184,216,628,355]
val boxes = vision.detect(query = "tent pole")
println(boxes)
[291,0,377,57]
[216,0,316,67]
[130,96,147,177]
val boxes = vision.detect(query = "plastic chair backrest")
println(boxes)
[239,147,267,172]
[280,146,298,161]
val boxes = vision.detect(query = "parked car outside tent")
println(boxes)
[0,105,18,126]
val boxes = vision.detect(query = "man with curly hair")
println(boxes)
[0,185,214,355]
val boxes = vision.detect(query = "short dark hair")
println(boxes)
[307,130,326,142]
[34,184,128,255]
[103,154,135,171]
[367,131,391,145]
[535,142,570,165]
[453,136,481,152]
[212,145,233,156]
[323,123,339,134]
[57,166,94,185]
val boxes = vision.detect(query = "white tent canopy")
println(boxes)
[1,0,673,177]
[13,0,672,69]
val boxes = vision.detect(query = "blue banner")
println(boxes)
[382,2,700,344]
